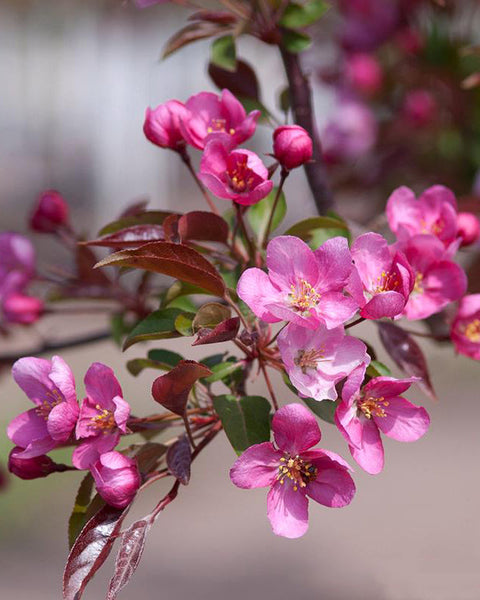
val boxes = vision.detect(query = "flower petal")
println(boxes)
[49,355,77,406]
[72,433,119,470]
[47,400,79,442]
[349,418,384,475]
[237,268,282,323]
[373,396,430,442]
[267,481,309,538]
[272,403,321,455]
[306,456,356,508]
[7,407,49,448]
[266,236,318,291]
[112,396,130,433]
[314,236,354,291]
[230,442,282,489]
[84,362,122,409]
[12,357,57,406]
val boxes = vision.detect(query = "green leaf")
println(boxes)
[302,398,338,425]
[280,0,329,29]
[366,360,392,378]
[68,473,95,549]
[148,349,183,367]
[247,187,287,244]
[192,302,231,332]
[199,353,227,369]
[278,86,291,114]
[213,395,271,454]
[211,35,236,72]
[284,216,350,248]
[205,359,243,383]
[122,308,185,351]
[167,295,198,312]
[174,312,195,336]
[238,96,273,124]
[309,227,350,248]
[282,30,312,53]
[162,280,212,307]
[126,349,183,376]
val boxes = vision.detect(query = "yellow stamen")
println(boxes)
[413,271,424,294]
[358,395,389,419]
[289,279,321,314]
[462,318,480,342]
[294,348,326,374]
[276,454,318,490]
[372,270,399,294]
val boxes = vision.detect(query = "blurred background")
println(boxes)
[1,1,480,599]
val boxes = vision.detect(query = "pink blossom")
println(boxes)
[8,447,62,480]
[73,363,130,470]
[457,212,480,247]
[278,323,369,401]
[386,185,458,247]
[451,294,480,360]
[143,100,189,151]
[335,365,430,474]
[237,235,358,329]
[272,125,313,171]
[348,232,413,319]
[402,89,437,127]
[180,89,260,150]
[230,404,355,538]
[396,234,467,320]
[198,140,273,205]
[90,451,140,509]
[345,53,383,95]
[7,356,79,459]
[0,232,36,297]
[30,190,69,233]
[3,293,43,324]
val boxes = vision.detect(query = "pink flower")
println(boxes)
[402,89,437,127]
[73,363,130,470]
[0,232,36,297]
[30,190,69,233]
[345,53,383,95]
[198,140,273,205]
[8,446,62,480]
[2,293,43,324]
[396,234,467,320]
[348,232,413,319]
[387,185,458,247]
[457,212,480,247]
[181,89,260,150]
[230,404,355,538]
[237,235,358,329]
[451,294,480,360]
[278,323,369,401]
[90,451,140,509]
[7,356,79,459]
[335,365,430,474]
[272,125,313,171]
[143,100,189,151]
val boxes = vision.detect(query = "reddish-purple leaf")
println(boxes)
[81,225,164,249]
[208,59,260,101]
[162,214,181,243]
[188,10,238,25]
[163,22,233,59]
[151,360,212,416]
[192,317,240,346]
[166,435,191,485]
[178,211,229,244]
[94,241,226,297]
[119,199,149,218]
[63,504,129,600]
[76,246,111,286]
[377,321,437,400]
[106,519,151,600]
[98,210,175,236]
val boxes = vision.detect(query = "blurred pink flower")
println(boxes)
[230,403,355,538]
[90,451,140,509]
[7,356,79,459]
[451,294,480,360]
[402,89,437,127]
[272,125,313,170]
[237,235,358,329]
[181,89,260,150]
[30,190,69,233]
[457,212,480,247]
[3,293,43,324]
[143,100,189,151]
[335,366,430,474]
[345,53,382,95]
[278,323,369,401]
[198,140,272,205]
[0,232,36,297]
[73,363,130,470]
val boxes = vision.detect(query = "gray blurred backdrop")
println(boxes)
[1,2,479,599]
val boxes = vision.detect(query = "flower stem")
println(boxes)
[345,316,365,330]
[179,148,220,215]
[263,168,289,248]
[260,362,279,411]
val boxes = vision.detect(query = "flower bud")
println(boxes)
[403,90,436,127]
[143,100,189,151]
[8,447,59,480]
[457,212,480,247]
[2,293,43,324]
[91,451,140,509]
[30,190,69,233]
[345,53,382,95]
[273,125,313,171]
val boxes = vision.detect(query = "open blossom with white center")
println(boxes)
[237,235,358,330]
[335,365,430,474]
[73,363,130,470]
[278,323,370,401]
[230,404,356,539]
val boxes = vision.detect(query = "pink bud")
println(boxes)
[273,125,313,171]
[345,53,382,95]
[8,447,59,480]
[457,212,480,247]
[2,293,43,324]
[143,100,189,151]
[30,190,69,233]
[91,451,140,509]
[395,28,423,54]
[403,90,437,127]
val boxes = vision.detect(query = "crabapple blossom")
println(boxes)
[277,323,369,401]
[335,365,430,474]
[90,451,140,509]
[180,89,260,150]
[2,293,43,324]
[451,294,480,360]
[345,53,383,95]
[143,100,189,151]
[395,234,467,320]
[272,125,313,171]
[0,232,36,297]
[230,404,355,538]
[8,447,62,480]
[7,356,78,459]
[30,190,69,233]
[457,212,480,247]
[73,363,130,470]
[348,232,413,319]
[402,89,437,127]
[198,140,272,205]
[237,235,358,329]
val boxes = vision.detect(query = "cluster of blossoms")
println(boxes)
[7,357,139,508]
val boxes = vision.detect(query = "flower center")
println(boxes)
[420,218,444,236]
[413,271,424,294]
[461,318,480,342]
[90,404,115,433]
[358,395,389,419]
[372,270,399,294]
[277,455,318,491]
[227,155,256,193]
[289,279,321,314]
[35,388,63,420]
[207,118,227,134]
[294,348,326,374]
